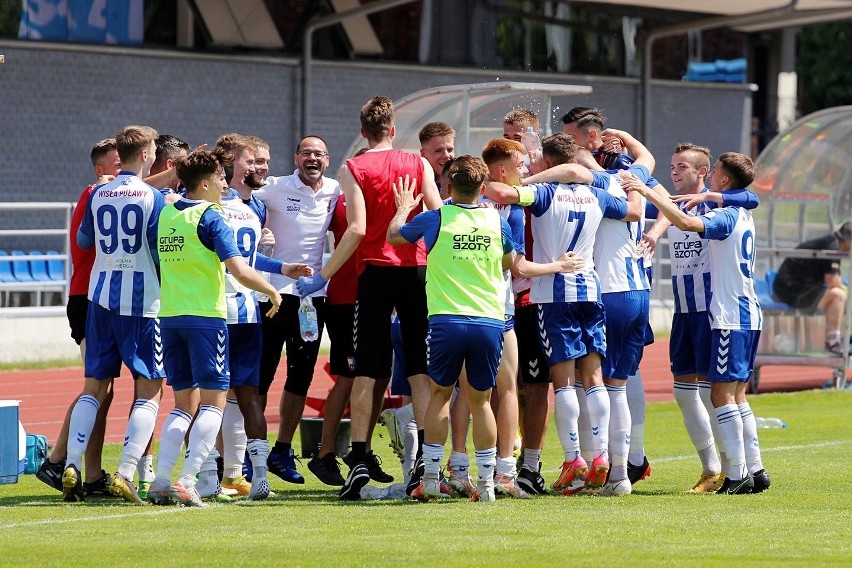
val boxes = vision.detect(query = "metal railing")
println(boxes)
[0,202,72,315]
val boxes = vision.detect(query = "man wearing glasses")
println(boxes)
[253,136,342,485]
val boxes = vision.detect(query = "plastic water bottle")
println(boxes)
[755,417,787,429]
[298,297,319,342]
[520,126,542,161]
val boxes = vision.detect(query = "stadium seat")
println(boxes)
[0,250,15,283]
[45,251,64,281]
[10,251,33,282]
[759,270,790,311]
[29,251,51,282]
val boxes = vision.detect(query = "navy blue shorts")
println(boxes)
[427,318,504,392]
[669,311,712,377]
[389,314,411,396]
[227,323,261,389]
[601,291,649,380]
[84,302,165,381]
[538,302,606,366]
[163,321,230,391]
[707,329,761,383]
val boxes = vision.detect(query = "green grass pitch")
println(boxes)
[1,389,850,567]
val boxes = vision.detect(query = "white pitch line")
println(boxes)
[1,505,194,528]
[541,439,851,473]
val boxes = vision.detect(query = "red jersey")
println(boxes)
[69,185,96,296]
[326,195,358,305]
[346,148,426,273]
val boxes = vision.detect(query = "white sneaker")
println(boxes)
[195,470,221,498]
[472,482,496,502]
[600,478,632,497]
[378,408,404,460]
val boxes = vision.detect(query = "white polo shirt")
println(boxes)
[254,170,341,296]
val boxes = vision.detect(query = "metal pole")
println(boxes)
[301,0,419,135]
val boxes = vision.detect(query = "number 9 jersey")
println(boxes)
[699,206,762,331]
[80,173,165,318]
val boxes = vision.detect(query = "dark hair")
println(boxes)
[503,109,539,129]
[541,133,578,166]
[718,152,754,189]
[153,135,190,170]
[90,138,116,166]
[360,96,394,141]
[175,150,229,192]
[560,106,606,130]
[447,155,488,197]
[295,134,329,155]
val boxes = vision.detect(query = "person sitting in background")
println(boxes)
[772,224,851,355]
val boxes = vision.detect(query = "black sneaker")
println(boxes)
[308,453,346,486]
[62,464,85,502]
[36,458,65,492]
[83,470,113,497]
[344,451,394,483]
[517,466,548,495]
[339,463,370,501]
[627,457,652,485]
[405,456,424,496]
[716,475,754,495]
[751,469,771,493]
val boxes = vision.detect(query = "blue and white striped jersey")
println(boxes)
[481,197,525,317]
[668,195,714,313]
[700,206,762,331]
[221,194,264,324]
[590,168,650,294]
[79,173,164,317]
[528,182,627,304]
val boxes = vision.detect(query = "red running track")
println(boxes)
[3,339,833,444]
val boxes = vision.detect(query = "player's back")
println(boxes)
[87,174,162,317]
[221,194,263,324]
[529,182,620,303]
[346,148,426,271]
[704,206,762,331]
[593,172,649,294]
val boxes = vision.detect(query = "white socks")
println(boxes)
[714,404,747,480]
[154,408,192,486]
[495,456,516,478]
[673,381,720,474]
[607,384,630,482]
[179,405,224,484]
[699,380,729,472]
[738,402,764,474]
[554,386,580,462]
[522,448,542,472]
[117,398,159,480]
[474,448,496,486]
[585,385,610,460]
[222,397,246,478]
[423,443,444,477]
[66,394,100,470]
[626,371,646,465]
[247,438,270,479]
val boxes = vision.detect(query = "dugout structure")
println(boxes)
[750,106,852,391]
[341,81,592,159]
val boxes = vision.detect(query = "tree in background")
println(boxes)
[797,22,852,115]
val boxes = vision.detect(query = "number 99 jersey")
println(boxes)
[220,193,263,324]
[83,174,164,318]
[700,206,762,331]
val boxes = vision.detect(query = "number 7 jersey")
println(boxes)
[528,182,627,303]
[81,173,164,317]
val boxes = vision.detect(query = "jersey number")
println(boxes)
[235,227,257,268]
[740,229,755,278]
[96,204,144,254]
[566,211,586,252]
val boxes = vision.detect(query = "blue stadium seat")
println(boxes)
[29,251,51,282]
[45,250,64,281]
[759,270,790,311]
[0,250,15,283]
[10,250,33,282]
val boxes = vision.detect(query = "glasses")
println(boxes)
[297,150,328,158]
